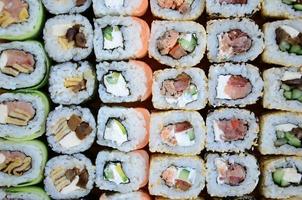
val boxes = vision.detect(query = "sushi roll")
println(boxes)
[94,16,149,61]
[206,108,258,153]
[0,90,49,141]
[206,153,260,197]
[42,0,92,14]
[259,112,302,156]
[43,14,93,62]
[44,154,95,200]
[207,18,264,63]
[149,20,206,68]
[0,0,44,40]
[0,187,50,200]
[97,61,152,103]
[262,20,302,67]
[263,67,302,112]
[97,106,150,152]
[46,106,96,154]
[0,139,47,187]
[262,0,302,19]
[149,154,205,199]
[152,68,208,110]
[149,110,206,155]
[150,0,205,20]
[96,150,149,193]
[100,191,151,200]
[208,63,263,107]
[93,0,148,17]
[48,61,96,105]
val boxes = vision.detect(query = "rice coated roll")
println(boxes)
[43,14,93,62]
[262,0,302,19]
[152,68,208,110]
[206,108,258,153]
[0,139,47,187]
[46,105,96,154]
[49,61,96,105]
[94,16,149,61]
[0,187,50,200]
[149,154,205,199]
[149,20,206,68]
[97,106,150,152]
[100,191,151,200]
[42,0,92,14]
[149,110,206,155]
[97,60,152,103]
[0,90,49,141]
[44,154,95,200]
[207,18,264,63]
[96,150,149,193]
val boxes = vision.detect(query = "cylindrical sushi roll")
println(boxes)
[95,150,149,193]
[42,0,92,14]
[259,112,302,156]
[149,154,205,199]
[94,16,149,61]
[262,20,302,67]
[0,41,50,90]
[263,67,302,112]
[97,61,152,103]
[43,14,93,62]
[0,187,50,200]
[150,0,205,20]
[207,18,264,63]
[149,20,206,68]
[48,61,96,105]
[149,110,206,155]
[97,106,150,152]
[0,0,43,40]
[152,68,208,110]
[206,108,258,153]
[208,63,263,107]
[93,0,148,17]
[0,90,49,141]
[46,106,96,154]
[206,153,260,197]
[100,191,151,200]
[44,154,95,200]
[262,0,302,19]
[0,139,47,187]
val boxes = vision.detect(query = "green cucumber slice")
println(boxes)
[285,132,302,148]
[293,4,302,11]
[276,130,285,139]
[103,26,114,41]
[281,84,291,91]
[5,187,50,200]
[292,89,302,100]
[279,41,291,52]
[284,91,293,100]
[104,167,114,180]
[273,169,284,185]
[178,169,190,181]
[187,129,195,141]
[298,95,302,103]
[289,44,302,54]
[178,34,197,53]
[282,0,295,5]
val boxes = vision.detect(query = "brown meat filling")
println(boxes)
[0,151,32,176]
[216,119,248,141]
[276,27,302,47]
[161,73,191,98]
[157,0,192,13]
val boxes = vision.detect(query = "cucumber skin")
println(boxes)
[5,187,50,200]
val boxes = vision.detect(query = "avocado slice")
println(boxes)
[187,129,195,141]
[104,167,114,180]
[293,4,302,11]
[103,26,114,41]
[105,72,121,85]
[281,84,291,91]
[112,119,127,136]
[178,34,197,53]
[292,89,302,100]
[285,132,302,148]
[284,91,293,100]
[279,41,291,52]
[178,169,190,181]
[273,169,285,185]
[115,163,129,183]
[282,0,295,5]
[289,44,302,55]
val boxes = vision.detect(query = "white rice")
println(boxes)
[42,0,91,14]
[100,191,150,200]
[262,0,302,19]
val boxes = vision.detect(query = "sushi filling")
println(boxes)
[103,162,130,184]
[215,158,246,186]
[104,118,128,146]
[0,0,29,28]
[75,0,87,7]
[282,0,302,11]
[104,0,124,8]
[161,165,195,191]
[157,0,194,14]
[160,121,195,147]
[213,119,248,142]
[103,25,124,50]
[274,123,302,148]
[0,151,31,176]
[64,75,87,93]
[103,71,130,97]
[0,50,35,77]
[281,71,302,103]
[157,30,197,59]
[218,0,248,4]
[161,73,198,107]
[276,25,302,55]
[50,114,93,149]
[273,167,302,187]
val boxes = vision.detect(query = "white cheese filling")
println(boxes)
[0,153,5,164]
[51,24,74,37]
[104,0,124,8]
[282,71,302,81]
[276,123,298,132]
[215,158,228,184]
[0,104,8,124]
[213,121,224,142]
[104,73,130,97]
[174,128,195,147]
[0,52,8,70]
[165,85,198,107]
[59,131,82,149]
[280,25,300,38]
[104,120,127,146]
[104,27,124,50]
[61,176,81,194]
[282,168,302,184]
[216,75,232,99]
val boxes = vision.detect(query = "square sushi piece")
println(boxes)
[42,0,92,14]
[262,0,302,19]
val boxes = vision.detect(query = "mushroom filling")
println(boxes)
[213,118,248,142]
[76,0,87,7]
[0,151,31,176]
[274,123,302,148]
[64,75,87,93]
[282,0,302,11]
[0,0,29,28]
[157,0,194,14]
[273,166,302,187]
[104,118,128,146]
[104,0,124,8]
[161,73,198,107]
[281,71,302,103]
[276,25,302,55]
[218,0,248,4]
[161,165,196,191]
[103,71,130,97]
[102,25,124,50]
[103,161,130,185]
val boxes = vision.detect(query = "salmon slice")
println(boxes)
[157,0,191,13]
[160,121,192,146]
[134,108,150,150]
[132,0,148,16]
[0,0,29,27]
[224,75,252,99]
[132,17,150,58]
[133,150,149,188]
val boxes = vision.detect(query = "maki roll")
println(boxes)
[150,0,205,20]
[48,61,96,105]
[42,0,92,14]
[208,63,263,107]
[207,18,264,63]
[0,187,50,200]
[0,90,49,141]
[44,154,95,200]
[94,16,149,61]
[96,150,149,193]
[206,153,260,197]
[262,0,302,19]
[46,106,96,154]
[152,68,208,110]
[43,14,93,62]
[0,139,47,187]
[97,61,152,103]
[97,106,150,152]
[149,20,206,68]
[149,154,205,199]
[100,191,151,200]
[206,108,258,153]
[259,112,302,156]
[0,0,43,40]
[149,110,206,155]
[262,20,302,67]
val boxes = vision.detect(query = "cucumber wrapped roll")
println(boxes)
[42,0,92,14]
[100,191,151,200]
[262,0,302,19]
[0,187,50,200]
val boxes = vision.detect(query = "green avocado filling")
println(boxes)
[282,0,302,11]
[274,127,302,148]
[178,34,197,53]
[281,82,302,103]
[104,162,129,184]
[273,167,302,187]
